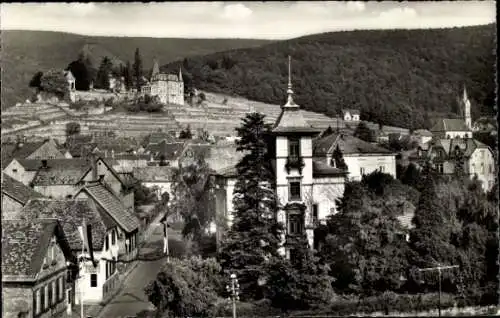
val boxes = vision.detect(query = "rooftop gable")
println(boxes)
[431,118,470,132]
[313,133,392,156]
[2,218,74,278]
[18,198,108,251]
[2,172,44,205]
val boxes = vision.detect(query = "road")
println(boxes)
[98,221,185,318]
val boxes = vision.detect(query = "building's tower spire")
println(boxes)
[285,55,296,107]
[462,84,472,130]
[179,66,183,82]
[152,58,160,79]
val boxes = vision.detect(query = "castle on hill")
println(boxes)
[141,59,184,106]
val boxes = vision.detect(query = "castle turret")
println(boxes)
[151,59,160,79]
[178,67,183,82]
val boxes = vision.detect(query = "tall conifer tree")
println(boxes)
[218,112,283,300]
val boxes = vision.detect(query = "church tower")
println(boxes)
[151,59,160,80]
[462,85,472,130]
[271,56,320,258]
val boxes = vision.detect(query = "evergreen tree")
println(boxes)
[331,144,347,170]
[95,56,113,90]
[218,112,283,301]
[124,61,133,90]
[354,122,375,142]
[133,48,143,90]
[29,71,43,89]
[452,145,467,178]
[401,163,421,188]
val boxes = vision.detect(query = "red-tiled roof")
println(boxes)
[2,173,44,204]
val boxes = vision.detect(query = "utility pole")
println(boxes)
[226,273,240,318]
[418,264,459,317]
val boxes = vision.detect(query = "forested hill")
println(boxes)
[162,24,496,130]
[1,30,272,109]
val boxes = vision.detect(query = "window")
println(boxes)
[289,249,298,263]
[481,163,484,174]
[59,277,64,301]
[360,167,366,176]
[288,138,300,158]
[35,289,41,314]
[105,235,109,250]
[379,166,385,173]
[90,274,98,287]
[112,257,116,274]
[44,285,49,309]
[12,169,17,173]
[289,181,301,201]
[435,163,444,174]
[48,282,53,306]
[67,270,72,283]
[55,279,59,303]
[111,230,116,245]
[67,290,71,305]
[288,212,304,235]
[312,204,319,225]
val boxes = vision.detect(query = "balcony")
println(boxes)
[285,156,305,174]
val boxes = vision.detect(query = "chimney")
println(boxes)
[91,153,98,181]
[41,160,48,169]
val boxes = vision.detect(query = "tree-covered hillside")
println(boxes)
[1,30,272,109]
[162,24,496,130]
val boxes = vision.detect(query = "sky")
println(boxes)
[0,1,496,39]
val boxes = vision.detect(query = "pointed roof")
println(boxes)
[430,119,470,133]
[179,66,183,82]
[272,56,319,135]
[151,59,160,78]
[2,173,44,205]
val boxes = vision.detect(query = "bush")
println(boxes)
[144,256,222,317]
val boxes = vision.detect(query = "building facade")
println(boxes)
[141,60,184,105]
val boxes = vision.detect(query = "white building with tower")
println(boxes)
[141,60,184,105]
[213,57,347,259]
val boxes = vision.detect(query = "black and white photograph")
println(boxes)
[0,1,498,317]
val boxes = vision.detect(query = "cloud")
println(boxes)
[346,1,366,12]
[379,7,418,21]
[222,3,252,21]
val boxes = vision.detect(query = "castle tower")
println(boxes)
[271,56,320,258]
[463,85,472,130]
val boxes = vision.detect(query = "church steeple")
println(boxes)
[178,66,183,82]
[284,55,298,108]
[462,84,472,130]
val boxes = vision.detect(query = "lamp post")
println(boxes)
[226,273,240,318]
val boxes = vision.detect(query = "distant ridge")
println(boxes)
[1,30,273,109]
[162,24,496,130]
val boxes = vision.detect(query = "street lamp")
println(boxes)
[226,273,240,318]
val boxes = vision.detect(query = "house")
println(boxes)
[16,197,132,304]
[74,183,141,264]
[410,137,496,191]
[65,70,76,91]
[3,158,44,185]
[2,218,76,318]
[472,117,497,134]
[132,166,176,199]
[179,143,212,168]
[213,65,348,258]
[313,132,397,181]
[102,153,151,171]
[1,139,65,169]
[2,173,44,216]
[140,59,184,105]
[411,129,433,145]
[21,156,133,210]
[145,141,185,166]
[342,109,360,122]
[430,118,472,139]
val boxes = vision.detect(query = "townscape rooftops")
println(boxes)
[431,118,470,132]
[30,159,91,185]
[132,166,176,182]
[78,183,140,233]
[1,141,45,168]
[20,198,108,251]
[1,172,44,204]
[2,218,74,278]
[273,107,321,135]
[422,137,490,158]
[412,129,433,137]
[146,141,185,160]
[313,133,392,156]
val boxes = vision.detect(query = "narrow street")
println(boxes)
[97,221,185,318]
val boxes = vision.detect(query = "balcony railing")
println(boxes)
[285,156,305,174]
